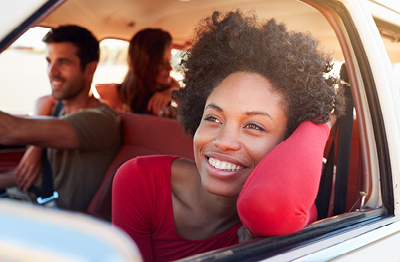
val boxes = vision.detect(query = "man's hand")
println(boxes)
[14,146,44,191]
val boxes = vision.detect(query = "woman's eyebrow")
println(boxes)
[205,104,273,120]
[245,111,273,120]
[205,103,222,112]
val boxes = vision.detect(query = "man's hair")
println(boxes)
[42,25,100,70]
[174,10,346,137]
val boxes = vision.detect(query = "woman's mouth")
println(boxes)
[208,157,245,172]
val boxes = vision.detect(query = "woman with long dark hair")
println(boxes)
[118,28,180,115]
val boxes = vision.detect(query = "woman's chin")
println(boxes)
[156,76,172,85]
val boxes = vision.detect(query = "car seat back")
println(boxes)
[323,117,360,216]
[87,113,194,221]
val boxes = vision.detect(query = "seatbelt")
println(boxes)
[315,123,338,220]
[315,63,354,219]
[31,101,63,207]
[333,83,354,215]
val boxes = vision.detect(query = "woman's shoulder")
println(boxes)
[94,83,131,113]
[120,155,180,170]
[114,155,181,190]
[35,95,57,115]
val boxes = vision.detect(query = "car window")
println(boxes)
[0,27,50,114]
[94,38,129,85]
[374,18,400,91]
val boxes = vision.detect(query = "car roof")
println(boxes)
[36,0,344,60]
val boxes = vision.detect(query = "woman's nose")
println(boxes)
[166,61,172,71]
[162,60,172,71]
[212,126,241,151]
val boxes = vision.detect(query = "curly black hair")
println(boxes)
[174,10,346,137]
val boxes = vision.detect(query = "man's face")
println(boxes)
[45,42,86,100]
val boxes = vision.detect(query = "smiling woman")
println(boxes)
[194,72,288,198]
[111,10,346,262]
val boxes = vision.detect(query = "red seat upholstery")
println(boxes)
[323,118,360,215]
[86,113,194,221]
[0,150,25,173]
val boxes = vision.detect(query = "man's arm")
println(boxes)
[0,171,17,190]
[14,95,58,191]
[0,111,79,150]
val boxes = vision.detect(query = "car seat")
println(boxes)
[86,113,194,221]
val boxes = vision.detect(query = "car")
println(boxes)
[1,0,400,261]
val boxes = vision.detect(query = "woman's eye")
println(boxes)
[245,123,265,131]
[204,116,221,123]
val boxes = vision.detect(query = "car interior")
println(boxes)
[1,0,400,260]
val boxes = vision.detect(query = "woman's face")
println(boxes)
[155,45,172,85]
[194,72,288,197]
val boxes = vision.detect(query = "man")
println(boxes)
[0,25,121,211]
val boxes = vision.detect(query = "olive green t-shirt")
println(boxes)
[35,103,121,211]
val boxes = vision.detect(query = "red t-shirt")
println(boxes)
[112,155,241,262]
[112,121,329,261]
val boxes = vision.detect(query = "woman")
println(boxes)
[116,28,180,116]
[112,10,346,262]
[96,28,180,115]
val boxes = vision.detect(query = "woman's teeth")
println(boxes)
[208,157,245,171]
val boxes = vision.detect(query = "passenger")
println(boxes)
[96,28,180,117]
[119,28,180,116]
[112,10,346,261]
[112,10,347,261]
[0,25,121,211]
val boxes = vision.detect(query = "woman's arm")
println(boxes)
[35,95,57,116]
[237,121,330,238]
[148,78,181,115]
